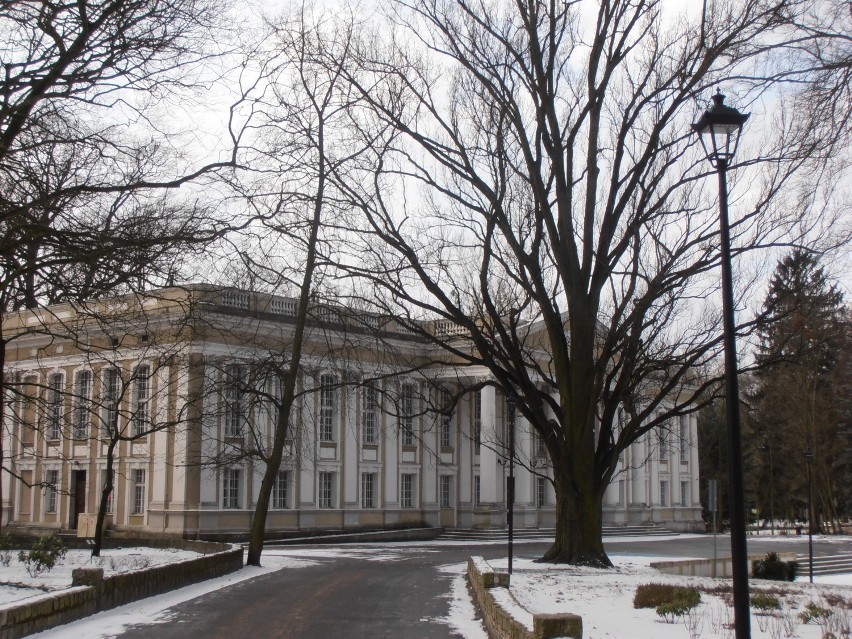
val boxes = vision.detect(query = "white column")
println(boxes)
[690,414,701,504]
[632,439,646,505]
[299,374,316,506]
[150,366,169,506]
[170,360,190,509]
[383,381,399,506]
[458,393,472,504]
[479,386,497,504]
[515,416,533,506]
[342,383,358,506]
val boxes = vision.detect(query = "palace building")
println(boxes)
[1,285,703,538]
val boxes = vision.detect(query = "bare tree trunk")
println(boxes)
[245,112,328,567]
[0,331,6,535]
[542,453,611,566]
[92,425,119,556]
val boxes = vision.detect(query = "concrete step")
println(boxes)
[438,524,676,541]
[796,553,852,576]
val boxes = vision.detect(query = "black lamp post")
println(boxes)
[506,391,518,575]
[693,91,751,639]
[805,449,815,583]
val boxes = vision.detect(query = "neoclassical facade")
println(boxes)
[1,285,703,537]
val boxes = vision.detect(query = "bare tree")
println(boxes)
[194,6,393,566]
[0,0,248,531]
[329,0,849,565]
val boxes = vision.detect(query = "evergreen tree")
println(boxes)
[749,250,849,530]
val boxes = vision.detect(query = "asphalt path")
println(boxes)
[114,534,852,639]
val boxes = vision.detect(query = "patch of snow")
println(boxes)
[28,552,310,639]
[0,547,201,607]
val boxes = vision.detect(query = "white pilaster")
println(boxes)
[479,387,497,504]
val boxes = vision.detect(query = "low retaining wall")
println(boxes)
[650,552,798,578]
[467,556,582,639]
[0,541,243,639]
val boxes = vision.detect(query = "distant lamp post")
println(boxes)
[693,91,751,639]
[805,449,815,583]
[506,391,518,575]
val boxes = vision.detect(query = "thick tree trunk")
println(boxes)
[0,333,5,535]
[541,466,611,567]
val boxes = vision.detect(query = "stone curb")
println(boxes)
[466,556,582,639]
[0,541,242,639]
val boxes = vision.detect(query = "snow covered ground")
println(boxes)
[4,537,850,639]
[0,546,202,607]
[489,553,852,639]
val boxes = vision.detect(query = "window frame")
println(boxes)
[45,469,59,513]
[132,468,146,515]
[361,383,378,445]
[223,364,245,438]
[318,471,335,509]
[101,367,121,438]
[72,370,92,439]
[439,474,452,508]
[45,373,63,440]
[132,364,151,437]
[319,374,337,443]
[400,473,415,508]
[361,472,376,509]
[400,382,416,446]
[272,470,289,510]
[222,468,240,509]
[536,476,546,508]
[679,415,689,462]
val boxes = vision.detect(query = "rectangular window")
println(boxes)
[473,391,482,454]
[679,415,689,462]
[132,365,151,436]
[439,475,452,508]
[681,480,690,507]
[440,389,453,449]
[101,368,120,437]
[658,427,668,461]
[618,480,625,506]
[45,469,59,513]
[224,364,245,437]
[73,370,92,439]
[319,374,337,442]
[46,373,63,440]
[400,383,416,446]
[272,470,289,509]
[318,472,335,508]
[133,469,146,514]
[362,383,378,445]
[401,473,414,508]
[474,475,481,506]
[536,476,546,507]
[222,468,240,509]
[660,480,669,507]
[361,472,376,508]
[535,430,546,457]
[103,470,114,514]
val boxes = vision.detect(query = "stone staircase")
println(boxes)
[796,552,852,576]
[438,523,675,541]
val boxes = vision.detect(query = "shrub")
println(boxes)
[0,533,13,567]
[751,593,782,613]
[657,600,699,623]
[800,601,833,624]
[752,552,798,581]
[634,583,701,609]
[17,535,67,577]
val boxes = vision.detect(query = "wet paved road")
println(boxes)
[113,535,852,639]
